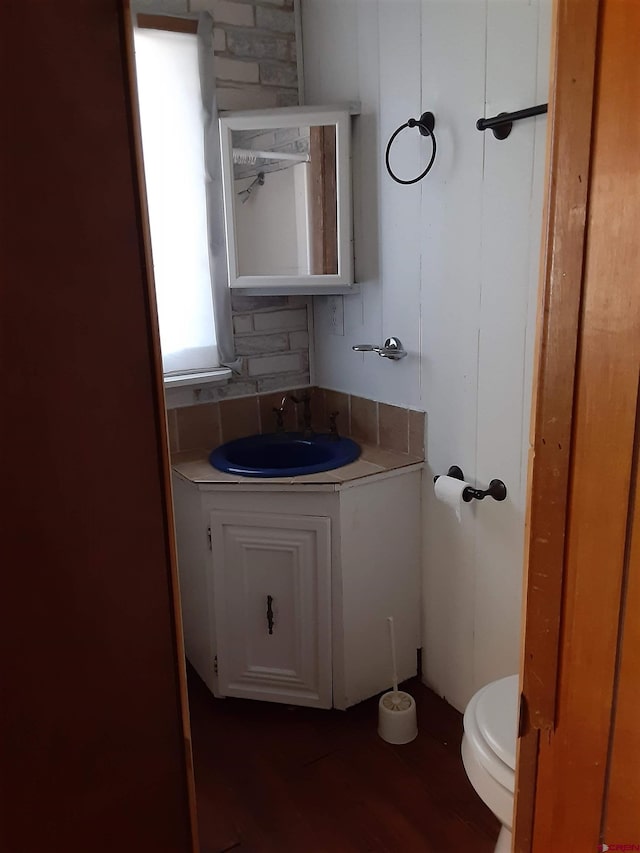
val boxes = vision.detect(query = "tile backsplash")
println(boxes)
[168,387,425,458]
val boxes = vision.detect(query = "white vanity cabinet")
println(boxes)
[211,510,332,708]
[172,466,422,710]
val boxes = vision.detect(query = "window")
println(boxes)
[134,25,222,385]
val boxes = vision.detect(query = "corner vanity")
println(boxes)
[172,448,423,710]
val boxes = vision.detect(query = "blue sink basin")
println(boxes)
[209,432,361,478]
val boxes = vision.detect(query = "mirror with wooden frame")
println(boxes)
[219,106,356,293]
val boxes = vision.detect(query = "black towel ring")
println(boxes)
[385,111,437,185]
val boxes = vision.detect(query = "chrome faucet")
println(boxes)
[272,395,287,433]
[290,393,313,437]
[328,411,340,441]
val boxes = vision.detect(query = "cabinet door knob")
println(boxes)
[266,594,275,635]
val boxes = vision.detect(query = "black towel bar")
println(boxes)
[476,103,548,139]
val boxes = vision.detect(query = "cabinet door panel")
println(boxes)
[211,511,332,708]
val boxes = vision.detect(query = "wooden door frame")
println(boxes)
[120,4,200,848]
[516,0,640,847]
[513,0,600,847]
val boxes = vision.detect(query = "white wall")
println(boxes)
[302,0,551,710]
[235,166,306,276]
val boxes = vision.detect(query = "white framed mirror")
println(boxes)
[219,105,356,293]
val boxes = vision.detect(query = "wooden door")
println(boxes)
[211,511,332,708]
[516,0,640,848]
[0,2,197,850]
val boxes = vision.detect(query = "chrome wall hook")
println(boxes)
[352,337,407,360]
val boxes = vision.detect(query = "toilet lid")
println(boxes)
[474,675,519,771]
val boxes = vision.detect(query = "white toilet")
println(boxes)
[461,674,519,853]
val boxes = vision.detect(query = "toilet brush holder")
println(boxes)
[378,690,418,744]
[377,616,417,744]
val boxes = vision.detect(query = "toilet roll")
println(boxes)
[434,475,472,522]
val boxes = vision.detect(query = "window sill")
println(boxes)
[163,368,232,389]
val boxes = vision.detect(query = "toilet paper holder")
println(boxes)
[434,466,507,503]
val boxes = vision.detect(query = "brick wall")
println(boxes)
[199,0,300,111]
[164,292,311,408]
[208,0,309,405]
[134,0,309,408]
[156,0,311,410]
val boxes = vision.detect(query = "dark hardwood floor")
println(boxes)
[188,669,500,853]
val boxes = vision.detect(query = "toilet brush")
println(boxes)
[377,616,418,744]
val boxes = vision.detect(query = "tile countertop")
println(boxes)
[171,444,424,489]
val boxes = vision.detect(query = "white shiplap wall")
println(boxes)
[302,0,551,710]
